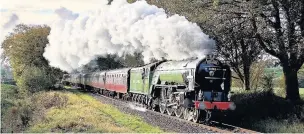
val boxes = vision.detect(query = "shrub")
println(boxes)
[224,89,304,132]
[261,72,274,93]
[2,98,34,132]
[1,85,68,133]
[32,92,68,109]
[17,67,54,93]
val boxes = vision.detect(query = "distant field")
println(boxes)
[264,67,283,78]
[300,88,304,98]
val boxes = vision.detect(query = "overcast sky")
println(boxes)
[0,0,108,41]
[0,0,109,56]
[0,0,106,25]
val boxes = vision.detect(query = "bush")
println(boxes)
[32,92,68,109]
[17,67,55,93]
[261,72,274,92]
[2,98,33,132]
[224,89,304,132]
[1,85,68,133]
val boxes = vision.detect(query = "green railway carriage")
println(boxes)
[129,62,164,95]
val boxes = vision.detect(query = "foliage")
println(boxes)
[1,84,32,132]
[261,72,274,93]
[17,67,53,93]
[127,0,137,3]
[299,65,304,88]
[78,52,144,73]
[1,84,19,131]
[122,52,144,67]
[226,88,304,132]
[1,24,63,92]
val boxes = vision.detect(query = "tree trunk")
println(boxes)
[283,66,300,101]
[243,65,250,90]
[240,38,251,90]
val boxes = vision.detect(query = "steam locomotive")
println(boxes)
[62,55,236,123]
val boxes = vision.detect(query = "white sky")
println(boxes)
[0,0,108,56]
[0,0,107,25]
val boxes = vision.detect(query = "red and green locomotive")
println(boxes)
[62,56,235,123]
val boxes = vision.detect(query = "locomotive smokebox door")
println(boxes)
[186,69,194,91]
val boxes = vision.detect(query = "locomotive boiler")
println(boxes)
[61,55,235,123]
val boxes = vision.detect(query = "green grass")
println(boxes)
[28,89,163,133]
[1,84,24,132]
[1,84,18,122]
[1,84,162,133]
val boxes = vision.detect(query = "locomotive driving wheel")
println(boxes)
[151,98,159,111]
[174,105,184,118]
[183,108,203,122]
[166,87,175,116]
[174,92,184,118]
[203,110,212,124]
[159,87,167,114]
[183,108,192,121]
[192,109,202,123]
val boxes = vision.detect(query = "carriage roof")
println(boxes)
[106,68,131,74]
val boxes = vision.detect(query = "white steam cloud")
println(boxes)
[43,0,215,72]
[128,103,147,112]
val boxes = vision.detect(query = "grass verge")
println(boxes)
[28,89,162,133]
[1,84,162,133]
[1,84,19,132]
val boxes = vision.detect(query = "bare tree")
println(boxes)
[250,0,304,101]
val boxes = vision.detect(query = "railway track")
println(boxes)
[87,90,259,133]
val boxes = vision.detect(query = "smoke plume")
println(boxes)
[43,0,215,72]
